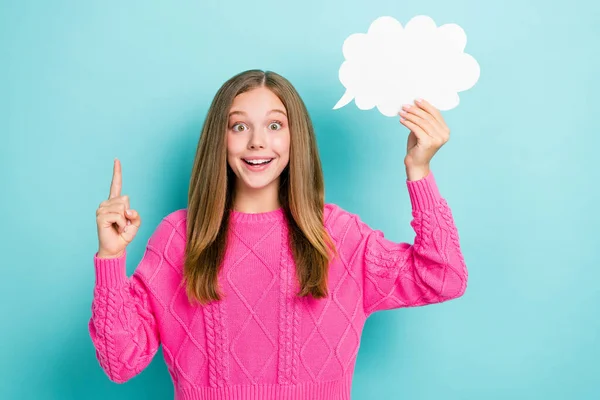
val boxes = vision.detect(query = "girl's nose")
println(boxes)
[248,130,267,149]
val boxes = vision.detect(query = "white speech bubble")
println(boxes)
[333,15,480,117]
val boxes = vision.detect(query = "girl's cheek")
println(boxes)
[227,134,242,152]
[271,131,291,149]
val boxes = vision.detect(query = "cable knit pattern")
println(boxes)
[89,171,468,399]
[203,302,218,388]
[217,300,230,386]
[277,236,292,385]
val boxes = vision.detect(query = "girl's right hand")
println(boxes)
[95,159,142,258]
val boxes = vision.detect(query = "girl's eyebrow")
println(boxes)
[228,109,287,117]
[268,109,287,117]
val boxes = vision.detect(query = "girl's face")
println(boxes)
[226,86,291,196]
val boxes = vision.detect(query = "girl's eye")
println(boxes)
[232,123,247,132]
[269,122,282,130]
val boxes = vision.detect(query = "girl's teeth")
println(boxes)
[245,159,271,165]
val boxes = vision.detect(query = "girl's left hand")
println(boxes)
[399,99,450,180]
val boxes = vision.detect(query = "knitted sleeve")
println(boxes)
[360,172,468,316]
[324,172,468,317]
[88,216,175,383]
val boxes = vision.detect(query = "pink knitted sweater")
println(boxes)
[89,171,468,399]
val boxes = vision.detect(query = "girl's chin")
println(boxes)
[236,175,279,191]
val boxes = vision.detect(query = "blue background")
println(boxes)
[2,0,598,399]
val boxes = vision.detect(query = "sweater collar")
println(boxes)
[229,207,285,224]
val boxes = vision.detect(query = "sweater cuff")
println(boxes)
[94,251,127,287]
[406,171,442,211]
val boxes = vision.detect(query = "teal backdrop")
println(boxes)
[2,0,598,399]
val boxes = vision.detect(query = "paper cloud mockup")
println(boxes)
[333,15,480,117]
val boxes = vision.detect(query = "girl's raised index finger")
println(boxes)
[109,158,122,199]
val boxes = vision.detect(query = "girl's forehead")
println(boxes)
[230,87,285,112]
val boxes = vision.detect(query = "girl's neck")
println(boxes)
[232,182,281,214]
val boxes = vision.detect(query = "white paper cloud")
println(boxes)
[333,15,480,117]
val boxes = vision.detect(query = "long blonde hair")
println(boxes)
[184,69,336,305]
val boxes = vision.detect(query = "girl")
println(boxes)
[90,69,468,399]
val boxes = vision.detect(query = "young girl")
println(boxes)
[90,69,468,399]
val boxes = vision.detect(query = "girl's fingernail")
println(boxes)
[127,220,131,225]
[416,98,423,103]
[123,226,128,232]
[402,104,411,110]
[126,209,132,215]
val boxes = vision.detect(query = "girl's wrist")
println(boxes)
[405,164,430,181]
